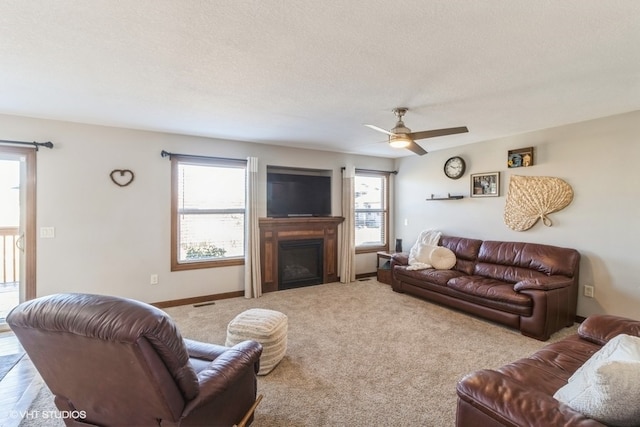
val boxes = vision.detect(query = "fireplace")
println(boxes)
[278,239,324,290]
[259,217,344,293]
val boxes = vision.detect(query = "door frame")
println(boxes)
[1,146,36,301]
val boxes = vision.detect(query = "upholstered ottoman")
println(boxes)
[226,308,288,375]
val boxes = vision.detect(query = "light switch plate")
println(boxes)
[584,285,594,298]
[40,227,55,238]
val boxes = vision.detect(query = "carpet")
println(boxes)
[20,280,578,426]
[0,351,24,382]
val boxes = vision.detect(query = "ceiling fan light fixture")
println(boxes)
[389,135,411,148]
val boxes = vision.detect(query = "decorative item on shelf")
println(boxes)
[470,172,500,197]
[508,147,534,168]
[110,169,135,187]
[504,175,573,231]
[443,156,466,179]
[426,193,464,201]
[395,239,403,252]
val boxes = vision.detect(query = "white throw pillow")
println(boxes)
[568,333,640,384]
[554,334,640,426]
[428,246,456,270]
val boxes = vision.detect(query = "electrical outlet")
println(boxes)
[584,285,594,298]
[150,274,159,285]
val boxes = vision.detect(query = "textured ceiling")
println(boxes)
[1,1,639,158]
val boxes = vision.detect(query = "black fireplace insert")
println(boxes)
[278,239,324,290]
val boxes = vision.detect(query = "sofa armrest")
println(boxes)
[578,314,640,345]
[513,276,573,292]
[390,252,409,267]
[182,340,263,415]
[184,338,229,361]
[456,370,604,426]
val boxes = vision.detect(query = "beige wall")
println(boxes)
[0,114,393,303]
[394,110,640,319]
[2,110,638,319]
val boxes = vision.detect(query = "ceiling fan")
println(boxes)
[365,108,468,155]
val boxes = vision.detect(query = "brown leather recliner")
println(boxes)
[7,293,263,427]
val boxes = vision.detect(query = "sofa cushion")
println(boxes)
[394,266,465,287]
[553,334,640,426]
[440,236,482,275]
[477,241,579,278]
[446,276,532,315]
[474,262,548,284]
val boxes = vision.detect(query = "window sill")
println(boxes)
[171,257,244,271]
[356,245,388,254]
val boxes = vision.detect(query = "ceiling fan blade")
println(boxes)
[364,124,395,136]
[407,126,469,141]
[406,140,427,156]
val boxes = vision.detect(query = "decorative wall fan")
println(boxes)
[365,108,468,155]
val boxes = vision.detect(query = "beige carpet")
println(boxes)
[20,279,578,426]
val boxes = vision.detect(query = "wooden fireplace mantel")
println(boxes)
[259,216,344,293]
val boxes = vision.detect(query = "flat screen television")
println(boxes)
[267,172,331,217]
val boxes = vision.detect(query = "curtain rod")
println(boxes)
[341,167,398,175]
[160,150,245,163]
[0,139,54,151]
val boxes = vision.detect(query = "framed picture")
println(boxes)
[507,147,534,168]
[471,172,500,197]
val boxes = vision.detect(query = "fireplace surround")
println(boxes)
[259,217,344,293]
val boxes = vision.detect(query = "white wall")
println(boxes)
[0,114,393,303]
[394,110,640,319]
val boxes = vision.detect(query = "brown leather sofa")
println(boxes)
[456,314,640,426]
[391,236,580,340]
[7,293,263,427]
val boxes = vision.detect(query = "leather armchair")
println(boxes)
[7,293,263,427]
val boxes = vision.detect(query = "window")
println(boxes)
[354,171,388,252]
[171,156,246,271]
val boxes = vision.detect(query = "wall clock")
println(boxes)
[444,156,466,180]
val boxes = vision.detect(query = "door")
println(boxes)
[0,146,36,330]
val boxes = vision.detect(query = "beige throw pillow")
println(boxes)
[428,246,456,270]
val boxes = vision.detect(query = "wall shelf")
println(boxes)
[426,193,464,201]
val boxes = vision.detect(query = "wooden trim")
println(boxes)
[171,257,244,271]
[354,171,390,250]
[259,217,344,293]
[0,146,36,300]
[170,157,247,272]
[356,245,388,254]
[355,272,376,280]
[151,290,244,308]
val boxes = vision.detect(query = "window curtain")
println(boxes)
[388,172,395,251]
[339,166,355,283]
[244,156,261,298]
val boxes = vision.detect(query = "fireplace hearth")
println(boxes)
[278,239,323,289]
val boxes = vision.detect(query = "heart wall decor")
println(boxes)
[110,169,135,187]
